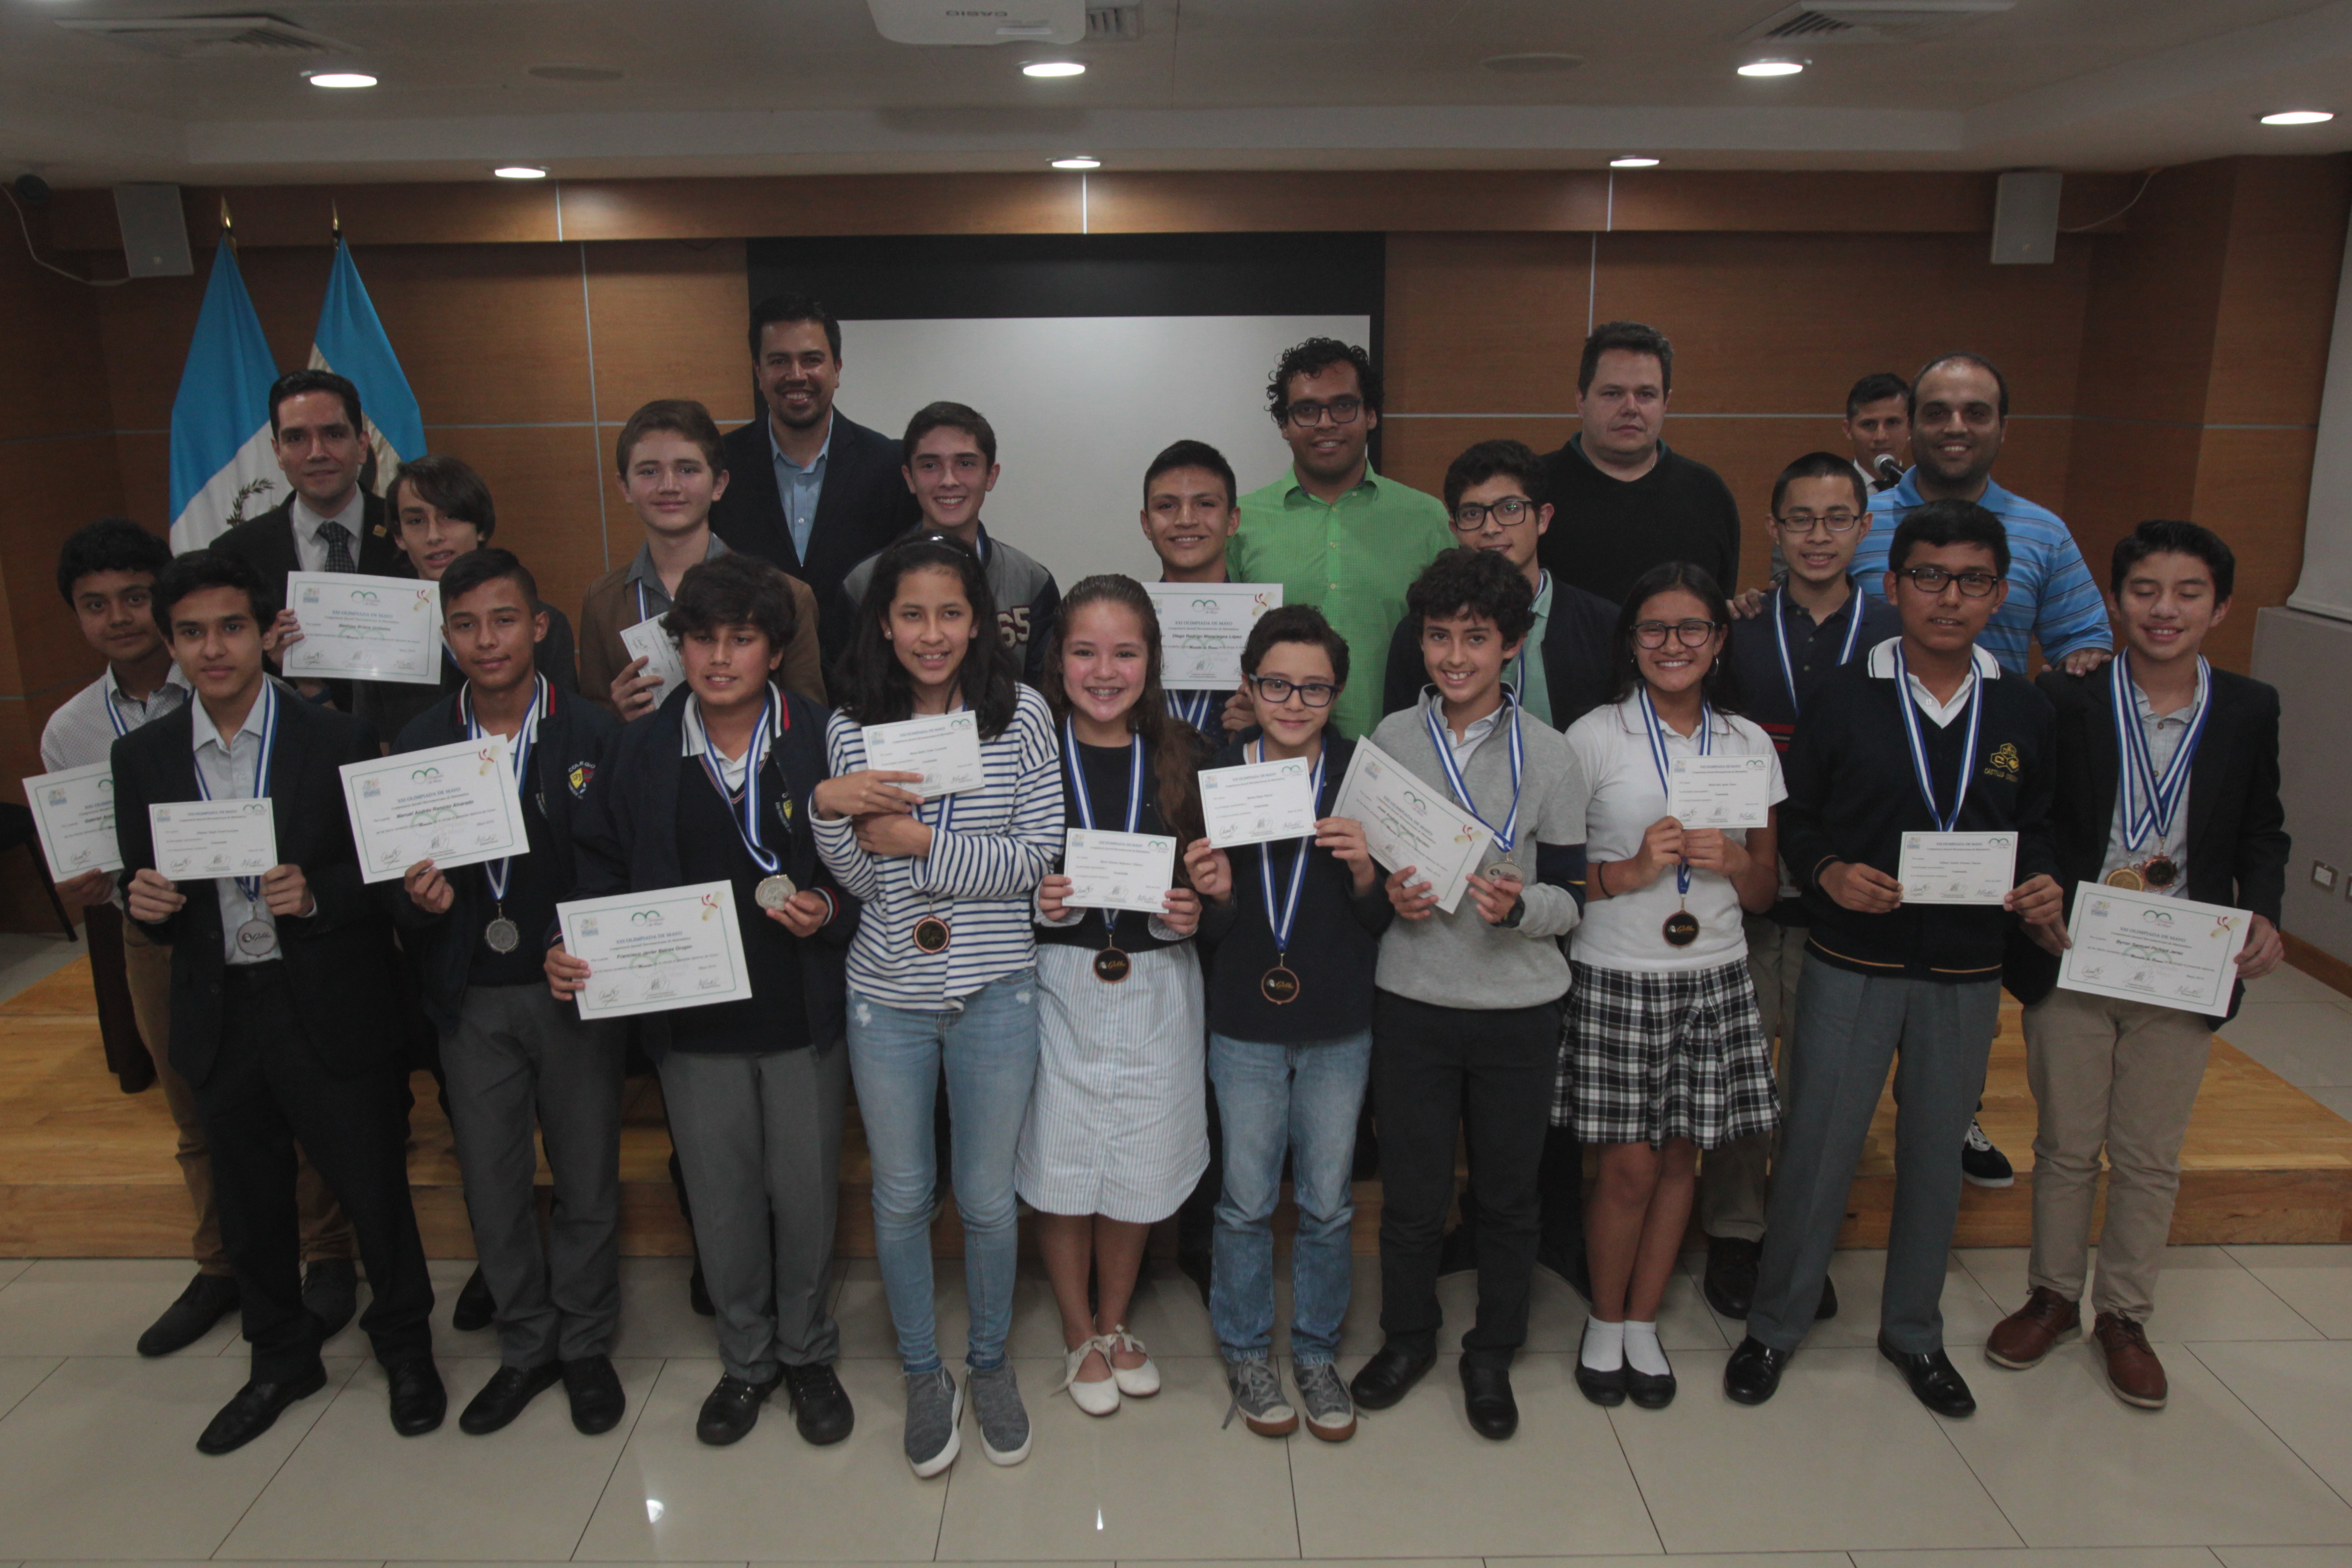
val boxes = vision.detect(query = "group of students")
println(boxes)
[39,315,2289,1477]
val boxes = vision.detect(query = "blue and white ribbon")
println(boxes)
[1891,644,1982,833]
[1771,584,1865,717]
[1638,686,1711,898]
[1250,738,1325,961]
[1166,687,1221,735]
[688,685,782,876]
[1422,689,1523,858]
[464,674,550,905]
[192,678,279,904]
[2113,651,2209,853]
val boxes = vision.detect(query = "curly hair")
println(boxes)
[1405,547,1535,649]
[1265,337,1382,427]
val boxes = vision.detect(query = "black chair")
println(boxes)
[0,801,81,942]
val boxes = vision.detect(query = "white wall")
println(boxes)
[838,313,1370,589]
[2288,204,2352,623]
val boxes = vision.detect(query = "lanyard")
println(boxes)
[1250,738,1325,961]
[1638,687,1711,898]
[688,686,783,876]
[1166,688,1220,735]
[1891,645,1982,834]
[1770,584,1865,717]
[1422,690,1523,857]
[1064,714,1144,835]
[464,675,548,903]
[191,680,279,903]
[2113,651,2209,851]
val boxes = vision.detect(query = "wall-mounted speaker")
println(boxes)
[1990,170,2063,265]
[112,183,192,277]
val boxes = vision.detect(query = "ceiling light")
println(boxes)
[305,72,377,89]
[2258,109,2335,125]
[1051,156,1100,169]
[1738,59,1806,77]
[1610,156,1660,169]
[492,165,549,179]
[1022,61,1085,78]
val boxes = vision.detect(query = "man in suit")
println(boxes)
[708,294,921,670]
[113,549,443,1455]
[212,368,406,584]
[1990,518,2288,1411]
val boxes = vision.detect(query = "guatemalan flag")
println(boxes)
[167,242,281,552]
[310,236,424,498]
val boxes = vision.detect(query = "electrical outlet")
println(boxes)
[2317,861,2341,891]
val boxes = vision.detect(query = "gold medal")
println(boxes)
[2104,867,2145,891]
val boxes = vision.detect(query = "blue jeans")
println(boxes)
[848,971,1040,1376]
[1207,1029,1372,1364]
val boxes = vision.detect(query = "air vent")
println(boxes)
[1739,2,2013,45]
[1086,4,1141,41]
[55,14,355,59]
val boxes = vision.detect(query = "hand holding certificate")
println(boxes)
[340,735,529,884]
[1199,755,1319,849]
[2058,882,2252,1014]
[280,573,442,685]
[24,762,123,877]
[150,799,277,881]
[1063,828,1178,914]
[1896,831,2016,906]
[557,881,752,1020]
[619,615,688,701]
[860,712,985,798]
[1144,583,1282,689]
[1667,755,1774,830]
[1332,739,1484,915]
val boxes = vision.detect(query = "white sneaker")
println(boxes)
[1059,1336,1121,1416]
[1102,1326,1160,1398]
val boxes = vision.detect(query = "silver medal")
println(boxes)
[755,874,798,911]
[234,918,278,959]
[484,916,521,954]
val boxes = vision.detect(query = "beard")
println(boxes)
[767,389,829,432]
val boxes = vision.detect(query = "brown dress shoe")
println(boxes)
[2093,1313,2168,1409]
[1985,1286,2081,1370]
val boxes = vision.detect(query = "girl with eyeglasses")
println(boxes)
[1562,561,1785,1410]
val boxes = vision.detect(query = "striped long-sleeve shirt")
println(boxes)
[815,685,1062,1008]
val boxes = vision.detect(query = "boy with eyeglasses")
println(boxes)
[1726,499,2065,1419]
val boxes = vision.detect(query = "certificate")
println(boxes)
[1199,755,1319,849]
[558,881,752,1020]
[339,735,529,884]
[1144,582,1283,689]
[861,711,986,798]
[1332,738,1485,915]
[24,762,122,877]
[1667,754,1774,830]
[150,799,277,881]
[2058,882,2253,1014]
[1897,830,2016,906]
[1063,828,1177,915]
[620,615,687,700]
[281,572,442,685]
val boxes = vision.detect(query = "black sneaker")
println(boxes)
[138,1272,240,1358]
[1961,1119,2015,1188]
[695,1372,777,1446]
[780,1361,855,1446]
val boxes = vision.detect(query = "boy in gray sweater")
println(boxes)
[1348,548,1591,1440]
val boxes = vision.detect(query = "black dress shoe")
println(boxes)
[1573,1359,1627,1407]
[697,1372,778,1446]
[1723,1336,1792,1405]
[452,1266,496,1333]
[687,1259,715,1317]
[780,1360,855,1445]
[562,1354,627,1435]
[302,1259,358,1340]
[196,1365,328,1455]
[459,1361,560,1435]
[1878,1335,1976,1417]
[1535,1238,1593,1306]
[1459,1360,1518,1440]
[1435,1224,1478,1278]
[1626,1360,1678,1410]
[139,1272,240,1358]
[387,1359,448,1436]
[1703,1236,1761,1320]
[1348,1340,1435,1411]
[1817,1272,1840,1320]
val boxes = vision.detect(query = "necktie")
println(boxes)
[318,520,356,573]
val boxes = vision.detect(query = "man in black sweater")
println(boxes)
[1537,321,1742,605]
[1724,500,2067,1419]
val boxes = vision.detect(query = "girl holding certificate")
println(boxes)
[1024,576,1209,1418]
[812,536,1060,1478]
[1564,562,1784,1410]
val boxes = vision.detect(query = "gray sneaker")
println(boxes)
[1222,1355,1298,1437]
[903,1367,962,1478]
[967,1361,1030,1465]
[1293,1359,1357,1441]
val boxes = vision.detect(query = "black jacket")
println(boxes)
[1380,575,1617,731]
[2003,666,2288,1025]
[386,681,621,1032]
[212,491,405,584]
[355,600,580,745]
[570,683,858,1057]
[709,411,922,667]
[111,691,404,1086]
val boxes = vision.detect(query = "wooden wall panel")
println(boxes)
[1383,233,1592,416]
[1089,172,1611,234]
[94,245,325,434]
[559,176,1081,243]
[45,184,562,254]
[2073,161,2234,428]
[355,246,596,428]
[585,241,754,429]
[2204,156,2352,426]
[2188,428,2320,673]
[1378,415,1557,507]
[110,433,170,539]
[419,424,613,633]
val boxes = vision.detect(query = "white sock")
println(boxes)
[1624,1319,1671,1377]
[1580,1316,1625,1372]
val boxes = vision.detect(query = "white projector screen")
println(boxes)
[2289,204,2352,624]
[837,313,1372,591]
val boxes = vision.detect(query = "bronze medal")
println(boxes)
[2142,855,2179,889]
[1662,909,1701,948]
[1261,965,1300,1005]
[2104,867,2145,891]
[912,915,951,954]
[1092,946,1132,983]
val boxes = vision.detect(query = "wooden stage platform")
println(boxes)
[2,959,2348,1258]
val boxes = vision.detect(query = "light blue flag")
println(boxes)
[311,236,425,489]
[168,242,282,551]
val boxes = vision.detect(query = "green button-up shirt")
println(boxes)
[1229,464,1453,740]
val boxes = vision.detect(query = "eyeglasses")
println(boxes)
[1632,619,1721,649]
[1895,565,2003,597]
[1284,397,1363,428]
[1451,497,1534,531]
[1249,674,1337,708]
[1774,509,1862,534]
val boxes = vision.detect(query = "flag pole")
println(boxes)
[219,194,236,252]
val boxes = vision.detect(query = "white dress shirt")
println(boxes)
[290,490,368,575]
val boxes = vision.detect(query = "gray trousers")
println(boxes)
[442,982,626,1367]
[1749,956,1999,1355]
[1698,913,1809,1241]
[657,1041,847,1382]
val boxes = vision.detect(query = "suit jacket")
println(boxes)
[2003,665,2289,1025]
[111,692,404,1086]
[1380,576,1617,730]
[211,490,405,585]
[709,411,921,667]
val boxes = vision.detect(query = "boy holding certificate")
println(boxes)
[1728,499,2066,1418]
[1988,519,2286,1409]
[387,548,627,1438]
[1351,548,1591,1441]
[1139,439,1254,745]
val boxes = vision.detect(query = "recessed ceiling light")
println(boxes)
[2258,109,2335,125]
[1738,59,1806,77]
[492,165,549,180]
[1023,61,1085,78]
[306,72,378,89]
[1610,156,1660,169]
[1051,156,1100,169]
[1481,52,1583,74]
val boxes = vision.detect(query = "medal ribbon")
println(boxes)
[1250,739,1325,961]
[1064,713,1145,919]
[1891,644,1983,834]
[1771,583,1865,718]
[191,678,279,905]
[464,674,549,905]
[1422,688,1524,857]
[2112,651,2210,853]
[1166,687,1219,735]
[689,685,783,876]
[1638,686,1712,898]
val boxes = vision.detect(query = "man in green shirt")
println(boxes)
[1229,337,1453,741]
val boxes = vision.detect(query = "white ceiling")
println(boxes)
[5,0,2352,186]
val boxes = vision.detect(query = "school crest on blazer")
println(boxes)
[1984,741,2021,782]
[568,760,596,797]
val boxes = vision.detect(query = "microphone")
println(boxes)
[1873,453,1903,488]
